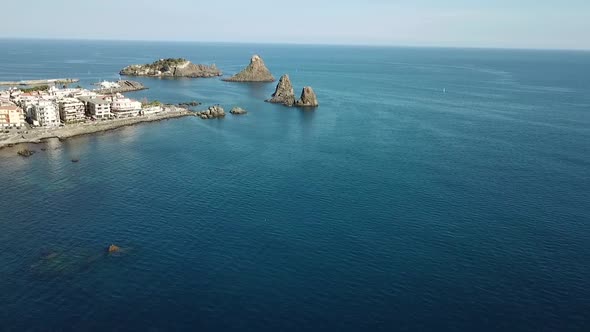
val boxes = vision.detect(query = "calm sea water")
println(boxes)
[0,40,589,331]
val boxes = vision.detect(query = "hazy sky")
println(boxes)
[2,0,589,49]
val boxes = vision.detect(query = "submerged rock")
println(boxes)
[230,107,248,115]
[295,87,319,107]
[120,58,221,78]
[178,101,201,107]
[196,105,226,119]
[17,149,35,157]
[223,55,275,82]
[266,74,295,106]
[30,249,103,277]
[107,244,121,253]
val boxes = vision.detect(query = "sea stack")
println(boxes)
[223,55,275,82]
[120,58,222,78]
[295,87,319,107]
[266,74,295,106]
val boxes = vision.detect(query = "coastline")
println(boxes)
[0,107,193,150]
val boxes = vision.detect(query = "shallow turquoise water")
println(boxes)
[0,40,589,331]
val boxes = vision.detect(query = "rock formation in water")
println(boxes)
[223,55,275,82]
[196,105,226,119]
[266,76,319,108]
[178,101,201,107]
[120,58,222,78]
[17,149,35,157]
[107,244,121,253]
[230,107,248,115]
[266,74,295,106]
[295,87,319,107]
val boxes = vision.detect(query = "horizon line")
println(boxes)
[1,36,589,52]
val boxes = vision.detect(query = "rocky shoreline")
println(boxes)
[0,107,193,150]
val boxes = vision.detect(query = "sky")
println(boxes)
[1,0,589,50]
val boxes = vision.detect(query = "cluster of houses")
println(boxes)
[0,85,162,128]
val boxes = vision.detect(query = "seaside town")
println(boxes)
[0,81,161,129]
[0,80,196,152]
[0,55,318,153]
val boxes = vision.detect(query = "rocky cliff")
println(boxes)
[266,74,295,106]
[223,55,275,82]
[295,87,319,107]
[120,58,221,78]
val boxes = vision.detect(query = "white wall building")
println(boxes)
[141,106,163,116]
[78,96,112,119]
[98,81,120,89]
[58,98,86,123]
[0,103,26,127]
[32,100,60,127]
[111,98,141,118]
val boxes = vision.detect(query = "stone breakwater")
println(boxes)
[0,78,79,86]
[0,107,192,150]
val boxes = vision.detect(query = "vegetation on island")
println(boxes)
[120,57,221,78]
[21,85,50,93]
[141,99,163,107]
[144,58,187,70]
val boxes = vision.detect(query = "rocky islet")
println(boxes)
[266,74,319,107]
[266,74,296,106]
[120,58,222,78]
[230,107,248,115]
[295,87,319,107]
[223,55,275,82]
[195,105,226,119]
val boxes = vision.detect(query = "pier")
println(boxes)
[0,78,79,86]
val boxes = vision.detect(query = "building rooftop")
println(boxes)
[0,104,20,111]
[77,96,110,105]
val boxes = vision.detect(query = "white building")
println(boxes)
[32,100,60,127]
[141,106,163,116]
[0,103,26,128]
[78,96,112,119]
[58,98,86,123]
[18,94,41,118]
[111,98,141,118]
[98,81,120,89]
[48,86,89,99]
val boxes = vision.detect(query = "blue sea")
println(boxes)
[0,39,589,331]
